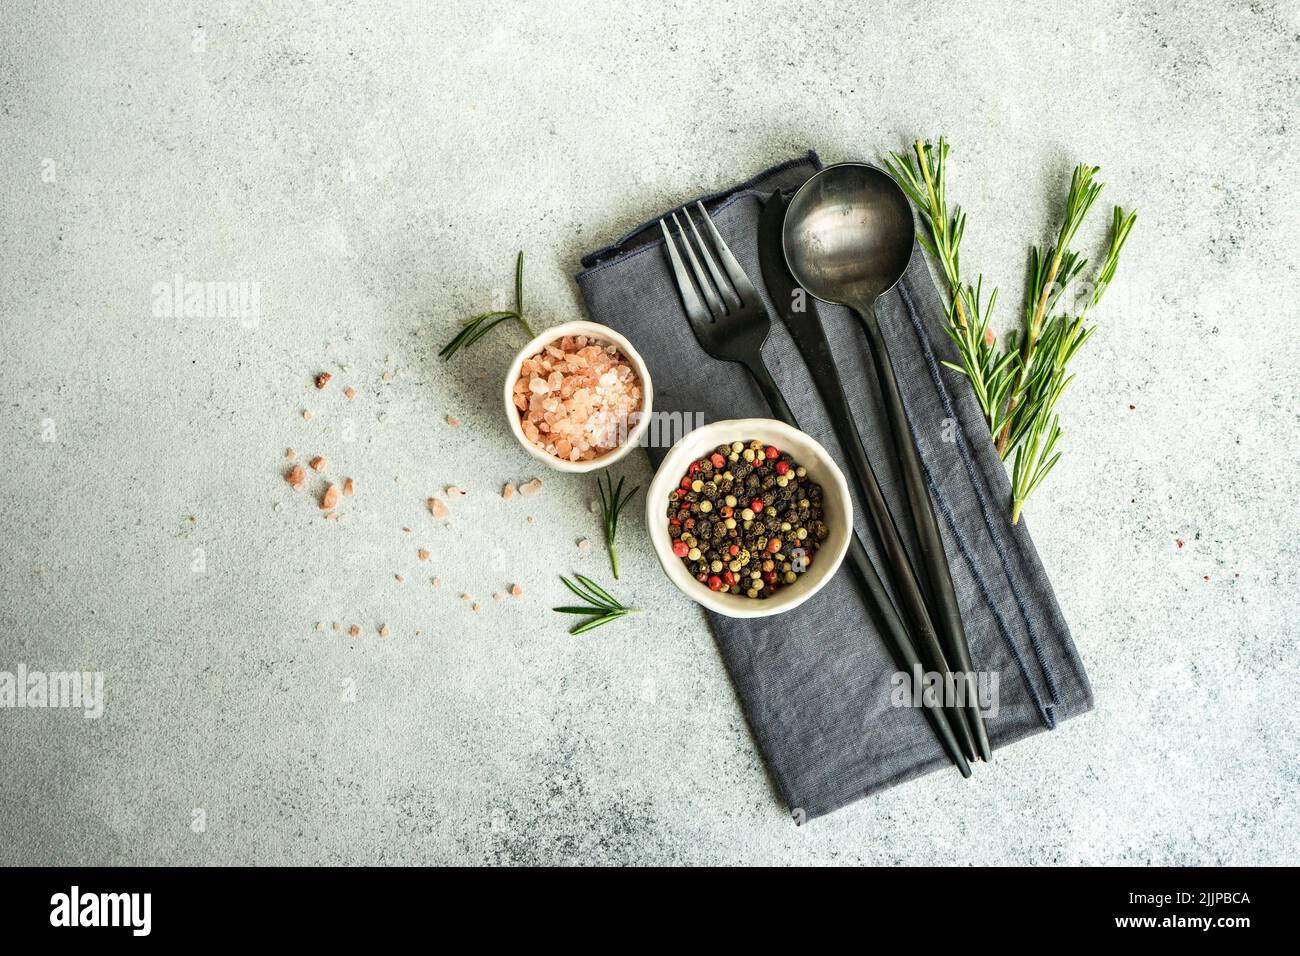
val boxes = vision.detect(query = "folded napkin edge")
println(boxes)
[575,150,822,276]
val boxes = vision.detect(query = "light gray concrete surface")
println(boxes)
[2,0,1298,865]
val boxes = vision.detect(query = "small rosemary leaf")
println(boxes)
[515,251,524,315]
[462,314,517,349]
[464,310,518,327]
[552,606,606,615]
[560,574,607,608]
[570,611,626,635]
[574,574,621,608]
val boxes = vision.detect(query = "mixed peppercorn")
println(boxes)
[666,440,827,599]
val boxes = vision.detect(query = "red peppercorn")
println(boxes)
[683,517,696,530]
[764,570,778,585]
[751,498,763,513]
[708,575,723,591]
[669,518,681,527]
[767,538,782,554]
[679,476,692,490]
[710,452,726,469]
[775,460,790,475]
[765,446,779,459]
[689,460,701,475]
[722,571,736,586]
[729,544,740,556]
[696,573,708,583]
[719,505,733,518]
[672,540,689,557]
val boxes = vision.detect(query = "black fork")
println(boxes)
[659,203,972,779]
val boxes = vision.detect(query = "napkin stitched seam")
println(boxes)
[897,280,1064,722]
[897,398,1054,728]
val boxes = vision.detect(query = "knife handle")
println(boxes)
[856,303,992,762]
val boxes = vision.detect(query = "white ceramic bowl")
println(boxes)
[503,320,654,473]
[645,418,852,618]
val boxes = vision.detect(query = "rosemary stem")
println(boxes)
[609,543,619,580]
[997,225,1065,457]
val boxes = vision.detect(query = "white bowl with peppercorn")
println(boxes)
[504,320,654,473]
[646,418,852,618]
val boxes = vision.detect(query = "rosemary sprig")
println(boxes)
[439,250,537,358]
[1008,205,1136,522]
[884,138,1137,523]
[596,472,639,579]
[552,574,640,634]
[997,164,1104,456]
[884,139,1018,440]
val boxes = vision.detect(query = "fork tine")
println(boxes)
[696,202,758,305]
[659,219,710,325]
[671,212,726,319]
[684,206,740,313]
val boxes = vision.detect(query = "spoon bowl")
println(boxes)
[781,163,915,309]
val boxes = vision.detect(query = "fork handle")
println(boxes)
[744,359,796,426]
[743,356,972,778]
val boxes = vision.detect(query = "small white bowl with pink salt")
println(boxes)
[504,320,653,473]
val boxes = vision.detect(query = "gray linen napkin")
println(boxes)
[576,153,1093,821]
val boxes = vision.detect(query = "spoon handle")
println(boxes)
[856,303,993,762]
[744,356,972,778]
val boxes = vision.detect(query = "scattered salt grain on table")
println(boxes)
[509,583,523,598]
[309,455,326,472]
[428,497,449,519]
[446,414,459,427]
[447,486,467,497]
[418,549,430,561]
[431,577,441,588]
[343,477,354,496]
[501,482,515,500]
[344,386,356,400]
[577,538,591,551]
[349,624,360,637]
[519,478,542,497]
[379,624,390,637]
[510,335,642,462]
[286,464,305,489]
[320,483,339,510]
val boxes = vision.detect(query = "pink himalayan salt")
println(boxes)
[512,335,642,462]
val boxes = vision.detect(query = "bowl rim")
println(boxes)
[645,417,853,618]
[502,320,654,474]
